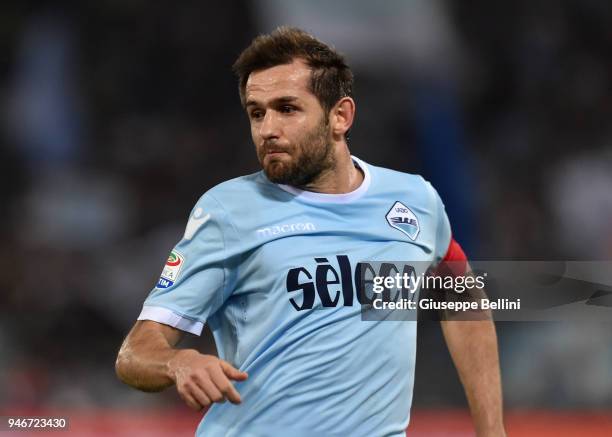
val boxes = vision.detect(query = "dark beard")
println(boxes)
[262,118,334,187]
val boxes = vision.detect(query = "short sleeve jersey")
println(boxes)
[138,156,452,437]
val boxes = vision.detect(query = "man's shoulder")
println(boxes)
[206,171,267,197]
[367,161,430,191]
[195,170,283,214]
[362,160,442,210]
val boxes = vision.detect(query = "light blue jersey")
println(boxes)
[138,156,452,437]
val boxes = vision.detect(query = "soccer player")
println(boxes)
[115,27,506,437]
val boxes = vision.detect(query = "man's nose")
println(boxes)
[259,111,281,140]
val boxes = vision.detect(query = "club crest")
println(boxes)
[386,201,420,240]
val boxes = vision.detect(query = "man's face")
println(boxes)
[245,59,334,186]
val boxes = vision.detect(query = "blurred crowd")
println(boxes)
[1,0,611,411]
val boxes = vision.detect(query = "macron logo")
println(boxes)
[184,208,211,240]
[256,222,316,238]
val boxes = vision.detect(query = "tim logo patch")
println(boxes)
[157,250,184,289]
[386,201,420,240]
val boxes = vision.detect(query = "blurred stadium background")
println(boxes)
[1,1,612,435]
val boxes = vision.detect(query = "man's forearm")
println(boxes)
[115,323,185,392]
[440,320,505,436]
[117,320,249,409]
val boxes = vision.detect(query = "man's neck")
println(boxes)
[299,146,364,194]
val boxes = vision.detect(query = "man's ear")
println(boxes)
[330,97,355,141]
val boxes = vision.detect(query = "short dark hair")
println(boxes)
[232,26,354,114]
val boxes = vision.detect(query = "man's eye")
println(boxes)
[280,105,296,114]
[250,110,264,119]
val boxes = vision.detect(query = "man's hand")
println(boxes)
[116,320,248,410]
[168,350,249,410]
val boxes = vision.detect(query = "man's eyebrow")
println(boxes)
[274,96,299,104]
[245,96,299,108]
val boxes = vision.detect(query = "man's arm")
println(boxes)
[115,320,248,410]
[437,261,505,436]
[441,319,505,437]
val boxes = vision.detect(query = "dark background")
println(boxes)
[1,0,611,426]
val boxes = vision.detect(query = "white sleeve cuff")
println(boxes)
[137,306,204,336]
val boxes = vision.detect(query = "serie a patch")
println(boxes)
[157,250,185,289]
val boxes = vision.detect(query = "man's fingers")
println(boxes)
[179,387,205,411]
[220,360,249,381]
[210,365,243,404]
[174,355,247,408]
[198,376,226,403]
[188,382,212,409]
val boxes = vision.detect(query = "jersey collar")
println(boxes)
[275,156,371,204]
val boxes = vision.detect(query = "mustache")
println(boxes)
[261,141,291,153]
